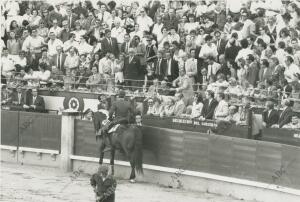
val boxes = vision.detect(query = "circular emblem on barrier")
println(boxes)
[63,96,84,111]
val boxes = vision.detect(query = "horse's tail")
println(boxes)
[133,127,143,174]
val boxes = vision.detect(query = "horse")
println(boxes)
[93,110,143,182]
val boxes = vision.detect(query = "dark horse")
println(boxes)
[93,111,143,182]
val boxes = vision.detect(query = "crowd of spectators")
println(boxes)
[2,0,300,129]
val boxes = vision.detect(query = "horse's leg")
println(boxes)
[110,147,115,175]
[129,153,136,182]
[99,141,106,165]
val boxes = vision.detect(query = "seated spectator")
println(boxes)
[1,48,15,78]
[158,80,171,96]
[282,116,300,129]
[160,97,175,117]
[147,98,163,116]
[11,86,27,106]
[187,93,203,119]
[72,20,86,42]
[224,105,241,124]
[23,88,45,112]
[214,73,229,90]
[14,51,27,69]
[147,78,159,95]
[272,99,293,128]
[214,92,229,120]
[1,85,13,105]
[262,100,279,128]
[200,90,218,120]
[225,77,242,95]
[39,49,51,67]
[75,65,91,89]
[173,93,186,117]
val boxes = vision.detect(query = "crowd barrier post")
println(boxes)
[60,110,79,172]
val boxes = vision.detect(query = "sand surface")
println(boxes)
[0,162,258,202]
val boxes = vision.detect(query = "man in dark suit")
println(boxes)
[120,34,131,56]
[163,51,179,83]
[259,59,273,83]
[50,45,67,74]
[11,87,28,107]
[214,30,227,58]
[24,88,45,112]
[101,29,119,57]
[163,8,179,30]
[123,48,141,90]
[200,90,218,120]
[63,5,78,30]
[246,54,259,87]
[262,101,279,128]
[278,99,293,128]
[154,51,166,81]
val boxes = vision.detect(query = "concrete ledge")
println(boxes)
[0,145,18,150]
[71,155,300,202]
[19,147,59,155]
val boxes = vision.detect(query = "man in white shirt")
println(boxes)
[49,19,63,37]
[214,92,229,120]
[136,8,153,33]
[1,48,15,77]
[98,53,113,75]
[207,56,221,80]
[47,32,63,57]
[152,16,164,37]
[22,28,45,56]
[284,56,300,83]
[63,33,79,53]
[130,24,143,41]
[22,7,32,23]
[97,4,111,23]
[111,20,126,45]
[235,39,254,62]
[199,35,218,60]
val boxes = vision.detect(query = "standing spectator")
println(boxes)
[47,32,63,58]
[245,54,259,87]
[71,20,86,42]
[207,56,221,81]
[284,56,300,83]
[29,9,41,28]
[163,51,179,82]
[86,66,102,92]
[107,9,121,29]
[172,68,194,105]
[130,24,143,41]
[111,20,126,48]
[1,48,15,78]
[123,48,141,90]
[163,8,179,30]
[37,20,49,41]
[154,50,166,80]
[199,35,218,60]
[200,90,218,120]
[101,29,119,57]
[63,5,78,30]
[259,59,272,83]
[132,36,146,75]
[77,35,93,55]
[136,8,153,33]
[214,30,227,58]
[60,20,71,43]
[64,46,80,70]
[97,4,111,24]
[49,19,62,37]
[7,31,21,62]
[63,33,79,53]
[152,16,164,38]
[50,45,66,73]
[120,34,131,56]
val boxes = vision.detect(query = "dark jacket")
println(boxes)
[278,107,293,128]
[63,13,78,29]
[50,53,67,73]
[124,56,141,80]
[154,58,167,80]
[215,38,227,56]
[162,58,179,82]
[246,61,259,87]
[120,41,131,55]
[27,95,45,112]
[109,99,133,120]
[90,174,116,202]
[11,91,27,105]
[101,37,119,57]
[201,98,218,120]
[262,109,279,128]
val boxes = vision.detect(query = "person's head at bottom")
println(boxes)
[98,165,109,178]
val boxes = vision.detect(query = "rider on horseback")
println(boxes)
[100,90,133,144]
